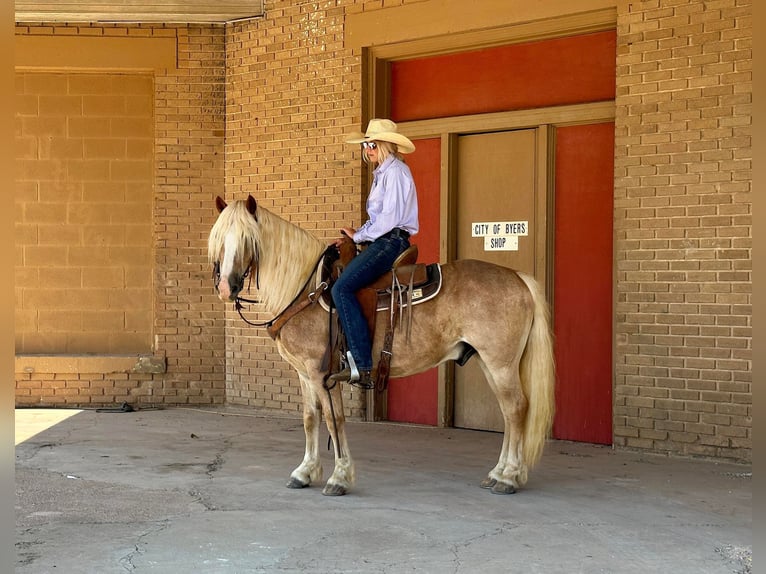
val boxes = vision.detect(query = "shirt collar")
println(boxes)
[373,154,397,176]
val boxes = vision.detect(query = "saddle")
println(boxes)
[321,236,442,391]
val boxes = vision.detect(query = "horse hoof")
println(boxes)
[286,476,309,489]
[322,483,348,496]
[480,477,497,489]
[491,481,516,495]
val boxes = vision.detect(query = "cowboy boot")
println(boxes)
[327,352,374,389]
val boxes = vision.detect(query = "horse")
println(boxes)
[208,194,555,496]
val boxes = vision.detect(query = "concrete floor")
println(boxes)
[15,407,752,573]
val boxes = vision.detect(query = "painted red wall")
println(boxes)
[553,123,615,444]
[386,137,441,425]
[391,31,616,121]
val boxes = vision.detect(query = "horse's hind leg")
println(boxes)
[287,374,324,489]
[477,359,529,494]
[317,380,355,496]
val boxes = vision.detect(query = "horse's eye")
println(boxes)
[212,262,221,280]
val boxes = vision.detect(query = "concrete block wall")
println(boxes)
[15,23,227,408]
[15,70,154,354]
[613,0,752,461]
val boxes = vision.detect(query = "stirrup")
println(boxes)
[327,352,374,389]
[328,368,374,389]
[327,351,360,382]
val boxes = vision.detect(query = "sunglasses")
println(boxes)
[361,141,378,150]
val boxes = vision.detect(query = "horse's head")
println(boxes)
[208,195,259,302]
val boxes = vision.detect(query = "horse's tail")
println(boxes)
[517,272,556,469]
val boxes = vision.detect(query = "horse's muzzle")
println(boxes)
[229,279,243,300]
[217,276,242,301]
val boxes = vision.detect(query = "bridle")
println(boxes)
[213,247,333,331]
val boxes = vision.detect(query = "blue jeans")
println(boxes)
[331,233,410,371]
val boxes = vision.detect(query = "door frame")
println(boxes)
[361,15,617,424]
[365,105,615,424]
[360,8,617,123]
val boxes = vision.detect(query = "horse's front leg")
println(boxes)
[286,374,324,489]
[318,379,355,496]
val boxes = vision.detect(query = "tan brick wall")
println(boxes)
[153,25,227,406]
[223,0,751,456]
[223,0,368,418]
[15,23,227,408]
[613,0,752,461]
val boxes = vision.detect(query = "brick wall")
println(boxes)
[153,25,227,406]
[223,0,368,418]
[613,0,752,461]
[222,0,751,456]
[15,23,227,408]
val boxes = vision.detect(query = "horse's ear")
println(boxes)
[215,196,227,213]
[246,195,257,219]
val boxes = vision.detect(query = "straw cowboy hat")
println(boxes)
[346,118,416,154]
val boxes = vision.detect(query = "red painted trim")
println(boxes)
[387,138,441,426]
[391,31,617,121]
[553,123,614,445]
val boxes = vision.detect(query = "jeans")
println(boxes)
[331,232,410,372]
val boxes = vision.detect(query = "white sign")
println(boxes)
[471,220,528,251]
[484,235,519,251]
[471,221,529,237]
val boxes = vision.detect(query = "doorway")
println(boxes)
[453,128,548,431]
[377,29,617,441]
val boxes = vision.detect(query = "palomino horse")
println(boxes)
[208,195,555,496]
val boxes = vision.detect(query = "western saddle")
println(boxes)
[322,236,441,391]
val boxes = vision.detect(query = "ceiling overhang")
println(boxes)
[15,1,265,24]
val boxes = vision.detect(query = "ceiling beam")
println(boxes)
[15,1,265,24]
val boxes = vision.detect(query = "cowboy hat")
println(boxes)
[345,118,415,154]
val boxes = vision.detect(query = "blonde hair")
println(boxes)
[362,140,402,166]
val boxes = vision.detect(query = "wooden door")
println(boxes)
[453,129,543,431]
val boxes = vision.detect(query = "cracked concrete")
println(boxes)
[15,407,751,573]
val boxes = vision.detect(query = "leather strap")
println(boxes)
[374,264,416,392]
[266,282,328,339]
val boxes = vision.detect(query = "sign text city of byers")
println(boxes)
[471,221,528,251]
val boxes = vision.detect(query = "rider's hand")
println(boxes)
[330,227,355,247]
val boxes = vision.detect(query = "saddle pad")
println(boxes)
[374,263,442,312]
[317,263,443,313]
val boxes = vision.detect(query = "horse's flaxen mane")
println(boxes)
[208,199,326,314]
